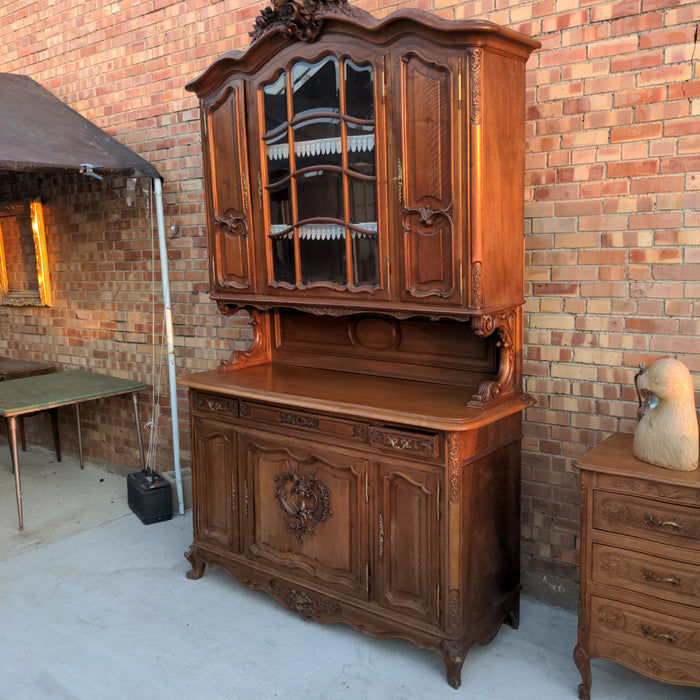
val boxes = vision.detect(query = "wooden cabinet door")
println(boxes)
[376,462,441,625]
[241,434,369,599]
[396,52,462,307]
[203,81,255,293]
[192,416,240,552]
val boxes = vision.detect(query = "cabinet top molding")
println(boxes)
[187,2,539,96]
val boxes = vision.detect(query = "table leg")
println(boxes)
[75,403,84,469]
[8,416,23,531]
[132,393,146,470]
[50,408,61,462]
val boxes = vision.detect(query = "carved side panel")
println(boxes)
[400,52,458,303]
[206,83,253,292]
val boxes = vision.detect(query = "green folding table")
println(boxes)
[0,369,147,530]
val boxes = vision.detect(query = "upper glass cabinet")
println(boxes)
[261,56,379,291]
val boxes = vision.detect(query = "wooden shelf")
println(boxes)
[180,365,533,431]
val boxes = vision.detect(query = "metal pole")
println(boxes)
[154,177,184,515]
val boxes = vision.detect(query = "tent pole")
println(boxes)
[153,177,184,515]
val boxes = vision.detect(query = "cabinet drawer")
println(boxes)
[191,391,238,419]
[593,491,700,548]
[368,426,440,459]
[591,595,700,660]
[592,543,700,609]
[239,400,367,444]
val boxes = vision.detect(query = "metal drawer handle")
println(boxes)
[642,569,680,587]
[643,514,683,531]
[640,624,678,644]
[387,436,410,450]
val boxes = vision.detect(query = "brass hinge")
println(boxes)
[382,59,387,104]
[378,513,384,557]
[365,472,369,504]
[241,176,249,211]
[232,476,237,513]
[257,172,263,211]
[244,479,249,517]
[436,483,440,522]
[458,60,463,110]
[459,258,464,300]
[365,561,369,594]
[396,157,403,203]
[437,582,441,620]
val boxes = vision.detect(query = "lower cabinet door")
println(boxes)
[376,463,441,625]
[241,434,369,599]
[192,416,240,552]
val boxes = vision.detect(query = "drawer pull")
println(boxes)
[387,436,410,450]
[640,624,678,644]
[641,569,680,587]
[643,514,683,531]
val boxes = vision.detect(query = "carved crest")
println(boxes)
[274,469,332,541]
[251,0,354,43]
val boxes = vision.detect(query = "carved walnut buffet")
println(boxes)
[181,0,538,688]
[574,433,700,698]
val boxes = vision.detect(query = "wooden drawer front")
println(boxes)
[192,391,238,419]
[592,543,700,609]
[239,401,367,444]
[593,491,700,548]
[591,595,700,660]
[368,426,440,460]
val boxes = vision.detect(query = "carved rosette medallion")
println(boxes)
[468,48,482,125]
[274,470,332,541]
[251,0,356,43]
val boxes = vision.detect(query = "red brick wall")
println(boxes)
[1,0,698,605]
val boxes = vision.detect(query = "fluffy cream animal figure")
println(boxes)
[633,358,699,471]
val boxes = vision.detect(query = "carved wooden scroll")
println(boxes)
[469,308,517,406]
[219,308,272,371]
[251,0,357,43]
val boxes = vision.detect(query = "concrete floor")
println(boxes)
[1,443,698,700]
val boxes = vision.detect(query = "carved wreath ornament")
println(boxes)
[274,470,332,541]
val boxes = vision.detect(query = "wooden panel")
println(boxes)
[272,309,497,387]
[206,83,253,291]
[242,435,368,598]
[192,417,238,551]
[400,52,458,303]
[592,543,700,609]
[377,463,439,624]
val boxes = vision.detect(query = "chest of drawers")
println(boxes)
[574,433,700,698]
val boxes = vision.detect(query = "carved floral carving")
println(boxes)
[468,49,482,125]
[251,0,356,43]
[270,579,340,619]
[274,469,332,541]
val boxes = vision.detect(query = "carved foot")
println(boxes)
[440,640,467,689]
[185,546,205,580]
[573,643,591,700]
[506,604,520,630]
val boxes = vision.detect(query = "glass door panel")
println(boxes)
[260,55,380,292]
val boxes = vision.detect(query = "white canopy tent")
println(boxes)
[0,73,183,514]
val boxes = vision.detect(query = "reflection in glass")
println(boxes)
[345,61,374,120]
[297,170,343,221]
[272,236,295,285]
[349,177,376,225]
[352,233,379,287]
[268,183,292,227]
[292,57,339,116]
[264,73,287,133]
[300,238,346,285]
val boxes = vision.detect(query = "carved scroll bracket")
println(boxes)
[469,308,517,406]
[219,308,272,371]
